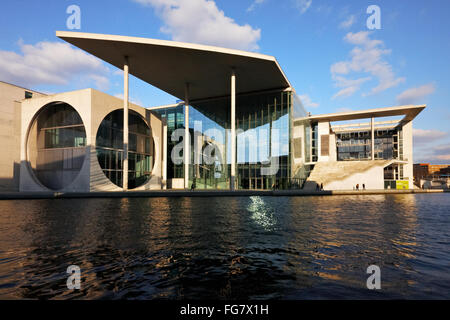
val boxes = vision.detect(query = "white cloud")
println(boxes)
[339,15,356,29]
[413,128,447,145]
[331,75,371,99]
[298,94,319,108]
[332,86,358,100]
[396,83,435,105]
[134,0,261,51]
[415,143,450,163]
[315,5,332,15]
[247,0,266,12]
[330,31,405,99]
[295,0,312,14]
[0,40,109,90]
[434,154,450,161]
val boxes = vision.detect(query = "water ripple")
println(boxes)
[0,194,449,299]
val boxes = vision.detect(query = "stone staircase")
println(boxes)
[304,160,392,190]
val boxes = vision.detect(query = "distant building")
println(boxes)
[414,163,450,185]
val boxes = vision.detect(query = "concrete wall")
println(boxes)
[329,132,337,161]
[306,160,390,190]
[402,120,414,189]
[0,82,45,191]
[317,121,330,162]
[324,164,385,190]
[19,88,163,192]
[20,89,92,192]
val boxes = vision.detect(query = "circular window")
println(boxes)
[27,102,87,190]
[96,109,155,189]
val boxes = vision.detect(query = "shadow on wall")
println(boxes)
[302,180,332,193]
[0,162,22,192]
[14,146,159,193]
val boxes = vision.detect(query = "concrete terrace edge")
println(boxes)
[0,189,448,200]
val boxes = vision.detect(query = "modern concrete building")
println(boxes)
[297,105,424,190]
[19,89,164,192]
[0,32,426,192]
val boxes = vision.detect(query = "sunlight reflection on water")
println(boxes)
[0,194,449,299]
[248,196,278,231]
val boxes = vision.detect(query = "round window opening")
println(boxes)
[96,109,155,189]
[27,102,87,190]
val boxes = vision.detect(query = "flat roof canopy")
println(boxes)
[294,105,426,125]
[56,31,291,101]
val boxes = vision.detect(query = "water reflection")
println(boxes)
[247,196,278,231]
[0,194,449,299]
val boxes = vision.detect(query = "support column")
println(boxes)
[230,70,236,190]
[123,56,129,191]
[162,120,167,189]
[184,83,190,189]
[371,117,375,160]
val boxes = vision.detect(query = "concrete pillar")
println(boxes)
[123,56,129,191]
[162,120,167,189]
[230,70,236,190]
[184,83,190,189]
[402,120,414,189]
[371,117,375,160]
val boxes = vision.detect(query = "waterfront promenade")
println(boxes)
[0,189,448,200]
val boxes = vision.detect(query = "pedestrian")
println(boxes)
[316,183,320,191]
[363,183,365,190]
[191,178,196,191]
[356,184,359,191]
[320,183,324,191]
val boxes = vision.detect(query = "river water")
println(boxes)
[0,194,449,299]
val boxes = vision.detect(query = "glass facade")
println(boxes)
[188,101,229,189]
[336,131,372,160]
[152,89,309,190]
[28,102,87,190]
[291,94,312,188]
[234,91,291,190]
[152,105,185,180]
[336,127,403,161]
[96,109,154,189]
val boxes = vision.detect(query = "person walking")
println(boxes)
[320,183,324,191]
[363,183,365,190]
[190,177,196,191]
[356,184,359,191]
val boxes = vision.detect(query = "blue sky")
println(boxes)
[0,0,449,163]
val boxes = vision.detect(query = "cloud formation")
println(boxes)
[134,0,261,51]
[0,40,109,90]
[431,145,450,161]
[413,128,447,145]
[330,31,405,99]
[295,0,312,14]
[299,94,319,108]
[247,0,266,12]
[415,143,450,163]
[396,83,435,105]
[339,15,356,29]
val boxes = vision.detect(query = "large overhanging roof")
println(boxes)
[294,105,426,125]
[56,31,291,101]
